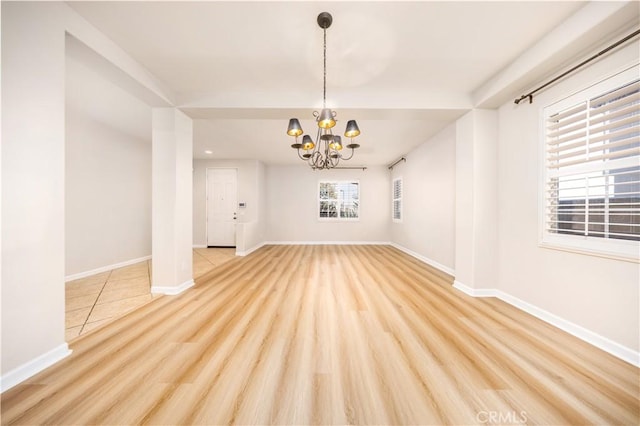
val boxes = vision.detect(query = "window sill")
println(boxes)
[539,234,639,263]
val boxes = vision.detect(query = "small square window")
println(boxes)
[318,181,359,220]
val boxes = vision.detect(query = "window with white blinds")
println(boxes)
[543,67,639,260]
[318,181,359,220]
[392,177,402,222]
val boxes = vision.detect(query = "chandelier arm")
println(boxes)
[312,151,323,169]
[296,149,307,161]
[329,152,339,168]
[340,147,356,161]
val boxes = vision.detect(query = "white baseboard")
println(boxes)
[0,343,72,393]
[151,278,194,295]
[453,280,497,297]
[264,240,391,246]
[65,255,151,282]
[193,244,207,249]
[236,241,267,257]
[390,243,456,276]
[452,281,640,367]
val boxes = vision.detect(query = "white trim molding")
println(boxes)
[266,241,391,246]
[65,255,151,282]
[0,343,72,393]
[390,243,456,276]
[453,280,496,297]
[236,241,266,257]
[452,283,640,367]
[151,279,194,296]
[192,244,207,249]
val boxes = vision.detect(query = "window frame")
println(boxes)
[539,64,640,262]
[318,180,360,222]
[392,177,403,223]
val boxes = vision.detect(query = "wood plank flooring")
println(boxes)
[65,248,236,341]
[2,245,638,425]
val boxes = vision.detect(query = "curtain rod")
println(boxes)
[334,166,367,170]
[514,28,640,105]
[388,157,406,170]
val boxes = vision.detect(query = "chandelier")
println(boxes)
[286,12,361,170]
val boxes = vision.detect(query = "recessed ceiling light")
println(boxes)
[204,150,213,154]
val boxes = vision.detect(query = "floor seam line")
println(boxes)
[79,270,113,335]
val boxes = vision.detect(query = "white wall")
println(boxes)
[1,1,173,388]
[193,159,266,252]
[497,42,639,353]
[2,1,69,378]
[65,43,151,277]
[266,165,390,243]
[390,123,456,272]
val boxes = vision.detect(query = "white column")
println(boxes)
[454,109,499,292]
[151,108,194,295]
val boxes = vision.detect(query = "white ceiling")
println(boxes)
[67,1,588,166]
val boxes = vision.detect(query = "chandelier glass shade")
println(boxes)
[286,12,361,170]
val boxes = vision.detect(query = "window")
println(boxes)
[319,181,359,220]
[392,177,402,222]
[542,66,639,260]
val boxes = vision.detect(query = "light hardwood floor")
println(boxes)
[2,245,638,425]
[65,248,235,340]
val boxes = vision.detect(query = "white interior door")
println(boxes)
[206,168,238,247]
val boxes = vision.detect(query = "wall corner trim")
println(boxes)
[452,284,640,368]
[390,243,456,276]
[151,279,194,296]
[236,241,267,257]
[452,280,496,297]
[0,343,72,393]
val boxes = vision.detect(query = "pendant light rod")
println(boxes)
[323,26,327,108]
[318,12,332,108]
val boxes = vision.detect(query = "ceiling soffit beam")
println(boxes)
[175,89,473,111]
[472,1,640,109]
[62,2,176,106]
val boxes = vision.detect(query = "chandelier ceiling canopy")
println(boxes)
[286,12,361,170]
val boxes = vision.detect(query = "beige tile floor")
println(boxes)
[65,248,236,341]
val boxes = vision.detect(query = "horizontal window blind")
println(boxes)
[545,79,640,242]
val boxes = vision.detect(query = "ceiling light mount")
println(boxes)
[317,12,332,29]
[286,12,361,170]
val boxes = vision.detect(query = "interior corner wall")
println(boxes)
[497,41,640,352]
[192,159,262,248]
[390,123,456,271]
[256,161,268,247]
[65,45,152,277]
[265,165,390,243]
